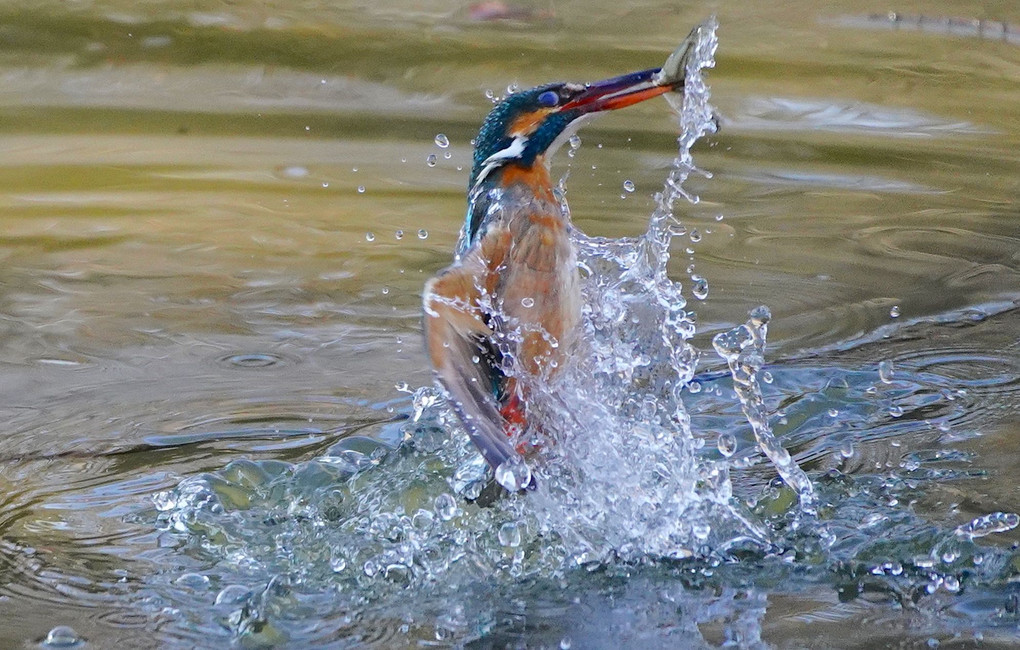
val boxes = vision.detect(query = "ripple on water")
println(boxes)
[733,96,989,137]
[217,351,289,369]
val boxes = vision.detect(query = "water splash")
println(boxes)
[713,307,816,514]
[151,16,785,642]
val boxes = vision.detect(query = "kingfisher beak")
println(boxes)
[561,67,677,114]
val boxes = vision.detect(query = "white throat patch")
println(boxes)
[471,135,529,191]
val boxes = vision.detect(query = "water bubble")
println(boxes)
[890,305,901,318]
[426,154,438,167]
[214,585,252,606]
[521,297,535,308]
[434,133,450,148]
[330,555,347,573]
[498,522,522,547]
[717,433,737,457]
[357,185,365,193]
[395,230,404,240]
[623,180,635,193]
[175,573,211,589]
[434,493,458,521]
[365,232,375,242]
[839,441,854,458]
[692,276,709,300]
[417,229,429,240]
[943,575,960,593]
[888,405,904,417]
[687,381,702,393]
[878,360,894,383]
[828,408,839,417]
[43,626,82,648]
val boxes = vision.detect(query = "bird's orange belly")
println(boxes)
[500,213,580,378]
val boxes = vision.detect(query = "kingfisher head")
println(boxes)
[468,67,676,192]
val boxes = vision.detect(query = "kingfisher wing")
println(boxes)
[422,260,524,478]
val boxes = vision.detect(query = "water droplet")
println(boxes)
[623,180,635,193]
[365,232,375,242]
[395,229,404,240]
[692,276,709,300]
[484,88,495,101]
[506,82,519,95]
[434,493,458,521]
[878,360,894,383]
[352,167,358,172]
[495,458,532,491]
[761,370,774,384]
[828,408,839,417]
[717,433,737,457]
[434,133,450,148]
[693,522,711,540]
[498,522,522,547]
[687,381,702,393]
[560,638,573,650]
[714,214,724,221]
[426,153,438,167]
[417,229,428,240]
[43,626,82,648]
[443,151,452,159]
[689,229,702,243]
[955,512,1019,539]
[521,297,535,308]
[330,555,347,573]
[357,185,365,193]
[569,134,581,150]
[381,287,389,295]
[839,441,854,458]
[304,125,310,131]
[889,405,904,417]
[890,305,901,318]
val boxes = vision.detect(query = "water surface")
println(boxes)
[0,1,1018,648]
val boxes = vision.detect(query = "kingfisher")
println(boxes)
[423,59,690,492]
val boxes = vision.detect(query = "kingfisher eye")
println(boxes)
[537,90,559,107]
